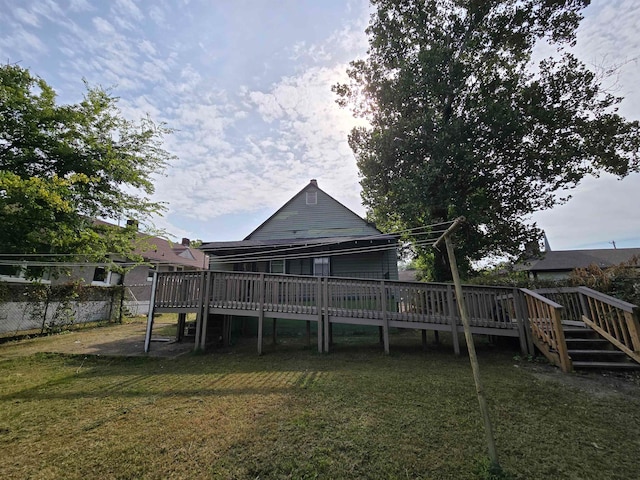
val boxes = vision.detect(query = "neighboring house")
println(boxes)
[517,247,640,280]
[200,180,399,280]
[0,223,208,315]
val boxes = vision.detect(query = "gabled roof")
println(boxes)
[94,219,208,269]
[244,179,381,241]
[138,236,208,269]
[518,248,640,272]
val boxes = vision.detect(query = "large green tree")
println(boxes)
[335,0,640,280]
[0,64,172,276]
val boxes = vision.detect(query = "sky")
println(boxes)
[1,0,639,252]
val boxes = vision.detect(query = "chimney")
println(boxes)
[181,238,191,247]
[126,219,139,230]
[310,179,317,187]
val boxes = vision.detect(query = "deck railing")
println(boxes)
[521,288,571,372]
[154,271,203,309]
[537,287,640,364]
[153,271,523,331]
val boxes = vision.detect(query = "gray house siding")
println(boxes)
[331,252,385,279]
[247,184,380,241]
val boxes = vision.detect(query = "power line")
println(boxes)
[200,226,451,262]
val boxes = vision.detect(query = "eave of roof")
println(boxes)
[518,247,640,271]
[200,235,397,255]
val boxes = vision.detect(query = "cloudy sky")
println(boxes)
[1,0,639,251]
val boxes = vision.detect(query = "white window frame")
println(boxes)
[91,267,112,286]
[147,265,156,282]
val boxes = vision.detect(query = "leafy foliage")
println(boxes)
[335,0,640,280]
[0,64,172,276]
[568,256,640,306]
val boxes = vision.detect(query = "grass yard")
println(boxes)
[1,333,639,479]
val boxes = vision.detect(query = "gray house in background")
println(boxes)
[517,247,640,280]
[200,180,398,280]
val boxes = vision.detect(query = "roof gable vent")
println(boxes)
[306,191,317,205]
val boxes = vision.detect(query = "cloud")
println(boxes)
[68,0,94,12]
[92,16,116,35]
[13,7,40,27]
[0,25,48,59]
[529,0,640,248]
[112,0,144,22]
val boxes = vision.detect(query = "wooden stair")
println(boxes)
[563,324,640,370]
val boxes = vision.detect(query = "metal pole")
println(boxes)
[444,234,499,466]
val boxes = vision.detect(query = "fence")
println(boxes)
[0,283,123,337]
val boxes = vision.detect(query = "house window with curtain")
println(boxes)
[313,257,330,276]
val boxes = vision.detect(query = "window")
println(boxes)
[147,266,156,282]
[93,267,107,283]
[306,191,317,205]
[270,259,285,274]
[313,257,330,277]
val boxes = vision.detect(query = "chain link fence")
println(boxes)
[0,283,124,337]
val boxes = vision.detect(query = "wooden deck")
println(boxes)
[144,271,640,372]
[144,271,640,369]
[145,271,539,355]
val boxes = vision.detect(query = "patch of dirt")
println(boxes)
[0,320,194,360]
[523,361,640,400]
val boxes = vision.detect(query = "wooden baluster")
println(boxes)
[624,309,640,353]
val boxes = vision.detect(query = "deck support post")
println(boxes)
[223,315,232,346]
[199,272,212,351]
[317,277,323,353]
[323,278,330,353]
[272,319,277,345]
[434,330,440,344]
[193,272,206,351]
[306,321,311,346]
[143,271,159,353]
[381,280,389,354]
[258,273,264,355]
[176,313,186,342]
[442,230,499,467]
[422,330,427,350]
[447,284,460,355]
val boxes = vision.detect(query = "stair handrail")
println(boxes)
[577,286,640,364]
[520,288,572,372]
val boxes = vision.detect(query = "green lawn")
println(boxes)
[1,336,639,479]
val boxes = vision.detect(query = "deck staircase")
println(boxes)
[563,322,640,370]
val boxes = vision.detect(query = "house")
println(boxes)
[0,222,208,315]
[117,235,209,315]
[517,247,640,280]
[200,180,399,280]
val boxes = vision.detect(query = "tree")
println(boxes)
[335,0,640,280]
[0,64,172,277]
